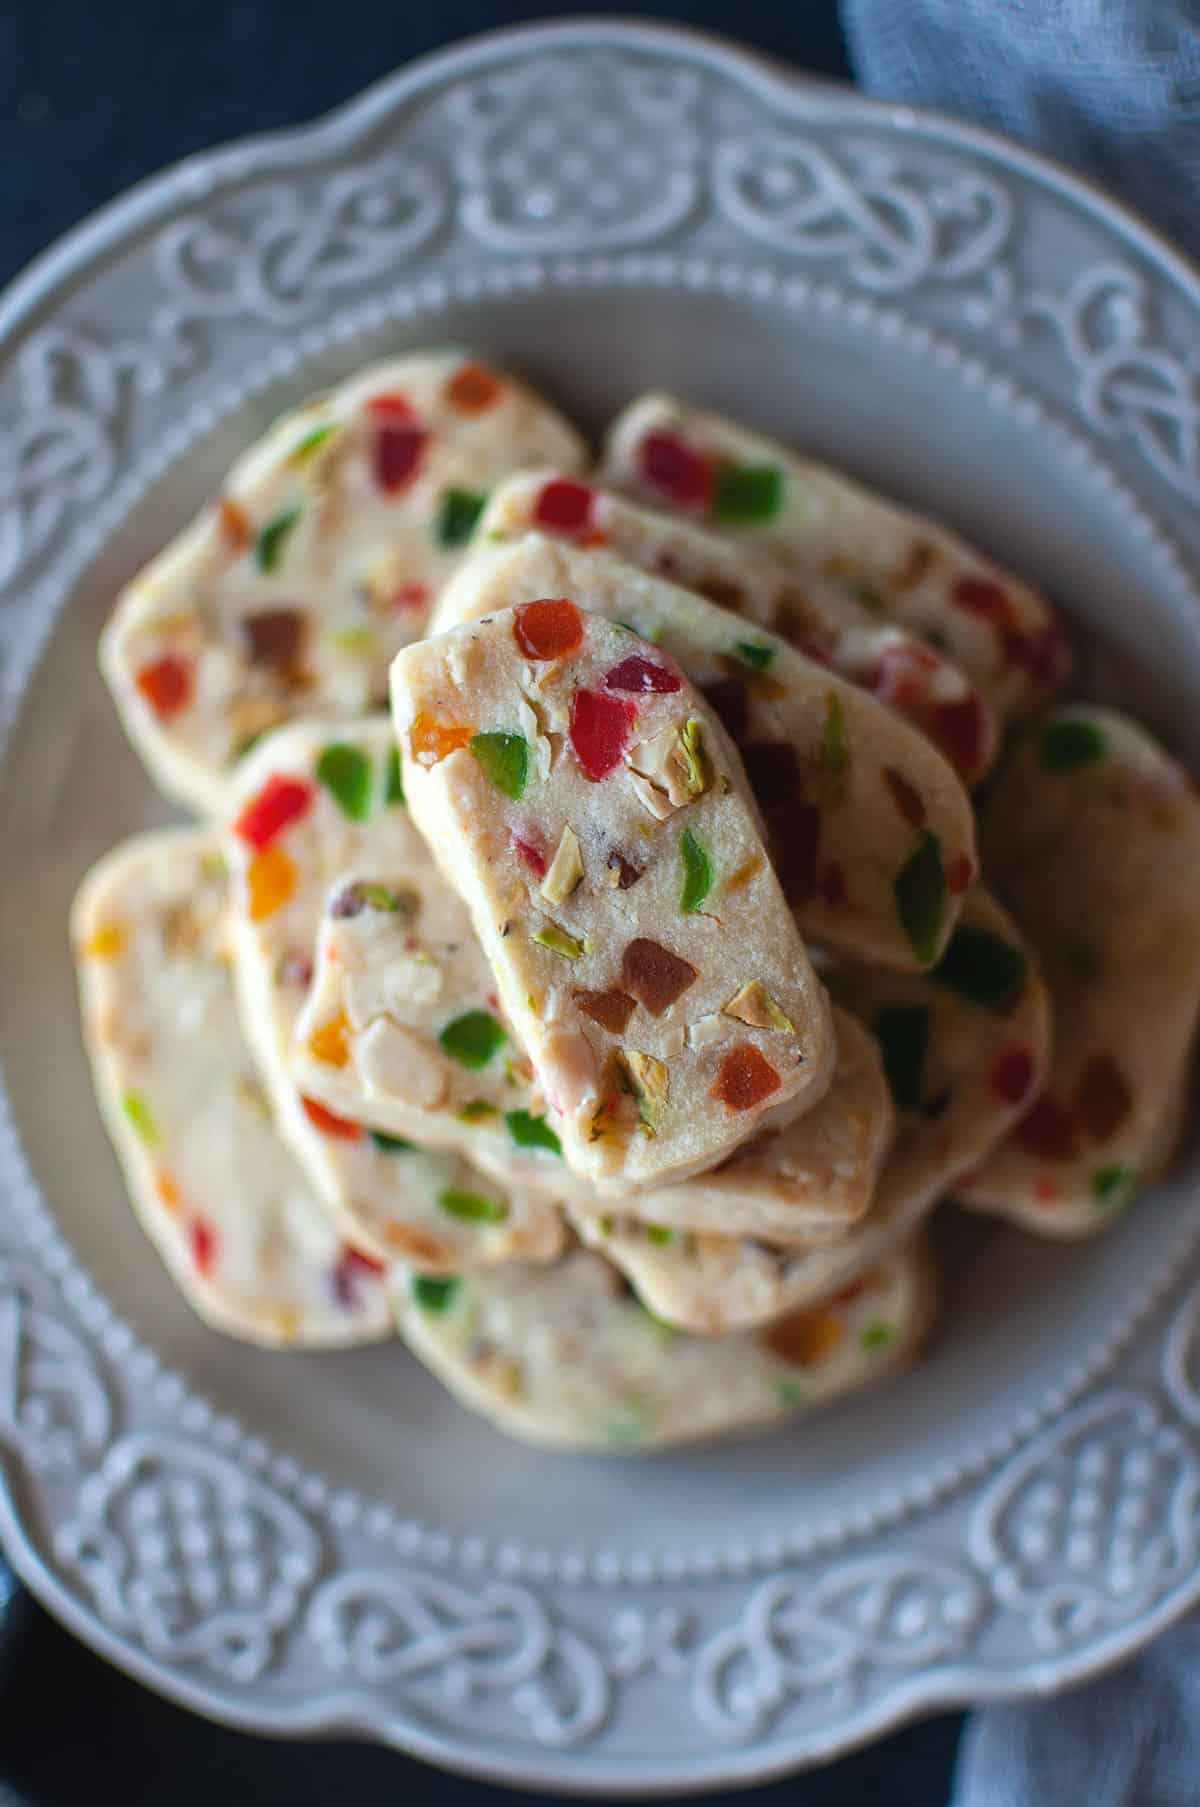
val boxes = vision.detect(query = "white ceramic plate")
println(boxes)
[4,20,1200,1792]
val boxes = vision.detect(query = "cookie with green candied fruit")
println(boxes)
[582,889,1049,1332]
[392,605,835,1192]
[222,718,565,1269]
[391,1238,938,1453]
[72,830,392,1348]
[430,536,978,970]
[475,469,999,787]
[601,393,1070,723]
[958,708,1200,1236]
[102,353,585,812]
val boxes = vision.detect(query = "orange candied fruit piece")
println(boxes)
[410,711,473,767]
[301,1095,362,1140]
[135,653,193,720]
[444,361,503,415]
[764,1308,845,1368]
[711,1043,782,1111]
[309,1010,351,1069]
[513,597,584,662]
[155,1170,182,1212]
[218,496,254,551]
[83,923,125,959]
[247,844,298,922]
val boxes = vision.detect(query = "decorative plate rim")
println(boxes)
[5,18,1200,1791]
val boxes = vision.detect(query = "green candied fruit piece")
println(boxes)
[861,1320,896,1353]
[820,692,849,775]
[712,462,783,525]
[435,487,487,548]
[733,640,775,672]
[532,922,588,960]
[121,1089,161,1149]
[324,625,378,654]
[385,746,405,806]
[439,1010,506,1069]
[777,1379,805,1408]
[645,1224,674,1247]
[1092,1164,1137,1210]
[1041,718,1107,772]
[605,1401,648,1445]
[470,731,529,801]
[893,832,946,966]
[934,924,1028,1014]
[316,743,373,820]
[255,506,301,572]
[411,1275,460,1313]
[369,1130,414,1153]
[679,828,714,914]
[505,1109,562,1156]
[458,1099,498,1124]
[873,1005,930,1115]
[290,423,337,464]
[437,1188,508,1224]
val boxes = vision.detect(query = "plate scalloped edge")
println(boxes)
[5,19,1200,1791]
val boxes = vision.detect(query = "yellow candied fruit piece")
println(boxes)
[308,1010,352,1069]
[411,711,473,767]
[83,923,125,959]
[155,1171,182,1213]
[271,1306,303,1343]
[247,844,298,922]
[723,854,764,896]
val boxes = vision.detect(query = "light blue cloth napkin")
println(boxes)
[840,3,1200,1802]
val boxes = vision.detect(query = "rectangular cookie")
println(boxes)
[958,708,1200,1235]
[391,604,836,1190]
[102,353,585,811]
[601,393,1070,722]
[431,536,978,969]
[222,719,566,1270]
[72,829,392,1347]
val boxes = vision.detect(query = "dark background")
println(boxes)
[0,4,964,1801]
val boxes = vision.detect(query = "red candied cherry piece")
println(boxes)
[533,478,597,540]
[621,938,698,1016]
[513,597,584,661]
[234,774,314,849]
[945,853,975,894]
[991,1046,1037,1105]
[190,1217,217,1276]
[1015,1093,1078,1160]
[569,687,638,781]
[1074,1053,1133,1141]
[392,581,430,613]
[951,574,1013,624]
[333,1243,386,1307]
[932,694,989,781]
[512,833,548,878]
[603,654,682,695]
[135,653,193,720]
[638,430,713,507]
[712,1044,782,1111]
[301,1095,362,1140]
[1007,619,1072,685]
[366,395,428,494]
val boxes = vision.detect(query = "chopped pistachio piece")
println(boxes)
[532,921,588,960]
[621,1050,669,1135]
[540,825,584,904]
[723,978,794,1032]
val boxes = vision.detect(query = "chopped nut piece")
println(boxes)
[357,1017,448,1109]
[621,1050,669,1135]
[626,718,711,817]
[687,1013,725,1049]
[540,826,584,904]
[532,920,588,960]
[723,979,795,1033]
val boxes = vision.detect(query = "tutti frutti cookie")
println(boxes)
[583,888,1049,1334]
[102,353,585,813]
[391,605,837,1192]
[475,469,999,787]
[222,718,565,1270]
[391,1237,938,1453]
[601,393,1071,724]
[958,707,1200,1236]
[72,829,392,1348]
[431,535,978,970]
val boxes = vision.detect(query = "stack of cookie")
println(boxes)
[73,356,1200,1451]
